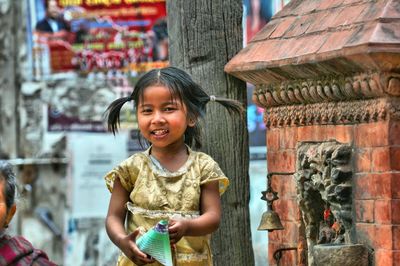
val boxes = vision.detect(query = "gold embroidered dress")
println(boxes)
[105,146,229,266]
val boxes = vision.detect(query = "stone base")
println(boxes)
[313,244,368,266]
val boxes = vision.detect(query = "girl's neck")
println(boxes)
[150,143,189,172]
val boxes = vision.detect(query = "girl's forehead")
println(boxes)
[143,85,173,93]
[140,85,181,101]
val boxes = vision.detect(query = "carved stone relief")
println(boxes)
[295,141,354,266]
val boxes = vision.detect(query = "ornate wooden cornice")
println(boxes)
[253,72,400,108]
[251,72,400,128]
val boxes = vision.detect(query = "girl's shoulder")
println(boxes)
[119,149,155,166]
[190,149,217,162]
[111,151,151,178]
[123,151,149,165]
[105,151,150,192]
[189,149,229,194]
[189,150,220,170]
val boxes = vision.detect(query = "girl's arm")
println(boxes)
[106,178,154,264]
[168,180,221,243]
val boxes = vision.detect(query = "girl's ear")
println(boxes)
[5,204,16,226]
[188,117,196,127]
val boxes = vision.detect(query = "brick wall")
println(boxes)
[266,120,400,265]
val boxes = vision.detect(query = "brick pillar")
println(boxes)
[354,120,400,265]
[264,114,400,265]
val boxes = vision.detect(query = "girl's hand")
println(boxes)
[168,219,189,244]
[119,229,155,265]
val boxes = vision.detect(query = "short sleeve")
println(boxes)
[104,155,139,193]
[199,154,229,195]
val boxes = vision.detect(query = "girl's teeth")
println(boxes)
[153,129,167,135]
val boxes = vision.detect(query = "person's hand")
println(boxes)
[168,219,189,244]
[119,229,155,265]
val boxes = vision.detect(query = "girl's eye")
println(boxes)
[141,108,152,114]
[164,107,176,112]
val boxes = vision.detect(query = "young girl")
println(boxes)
[104,66,244,266]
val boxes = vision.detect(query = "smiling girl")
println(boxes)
[103,66,244,266]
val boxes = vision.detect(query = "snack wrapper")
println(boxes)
[136,220,173,266]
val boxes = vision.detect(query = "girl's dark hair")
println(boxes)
[0,161,17,210]
[104,66,244,149]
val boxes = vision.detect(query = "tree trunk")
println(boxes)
[167,1,254,265]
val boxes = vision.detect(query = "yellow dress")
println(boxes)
[105,146,229,266]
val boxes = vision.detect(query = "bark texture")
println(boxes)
[167,1,254,265]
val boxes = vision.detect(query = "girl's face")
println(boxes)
[137,85,195,151]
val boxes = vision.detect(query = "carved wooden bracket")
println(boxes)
[252,71,400,128]
[253,72,400,108]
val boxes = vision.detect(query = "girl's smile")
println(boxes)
[152,129,168,135]
[137,85,195,151]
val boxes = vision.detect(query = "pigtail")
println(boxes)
[104,96,132,135]
[209,95,245,118]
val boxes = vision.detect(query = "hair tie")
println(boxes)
[209,95,216,102]
[127,95,133,101]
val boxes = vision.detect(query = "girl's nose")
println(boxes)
[151,111,166,123]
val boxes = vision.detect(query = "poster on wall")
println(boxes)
[67,132,129,218]
[29,0,168,80]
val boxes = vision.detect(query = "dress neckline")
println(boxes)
[144,145,194,177]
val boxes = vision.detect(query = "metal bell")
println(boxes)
[257,209,284,232]
[257,172,293,232]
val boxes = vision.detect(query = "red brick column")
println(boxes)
[353,120,400,265]
[265,120,400,265]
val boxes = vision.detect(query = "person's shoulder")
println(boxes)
[191,149,214,159]
[121,151,149,167]
[190,150,218,166]
[130,151,148,160]
[35,19,51,32]
[13,236,57,265]
[35,19,48,28]
[8,235,33,248]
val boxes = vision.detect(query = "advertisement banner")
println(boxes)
[30,0,168,79]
